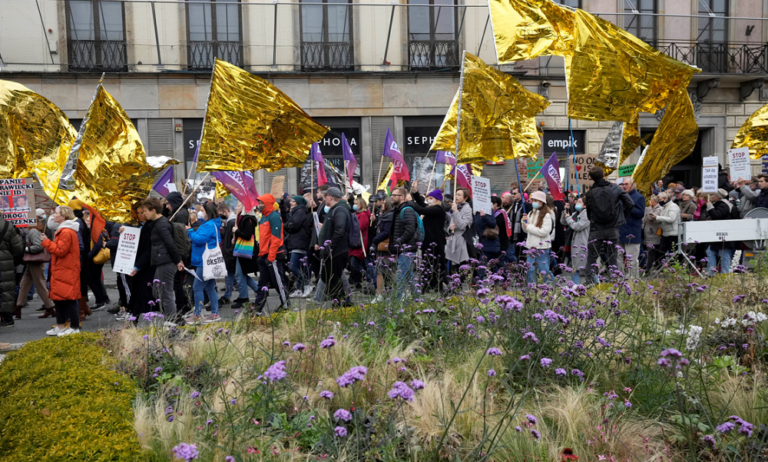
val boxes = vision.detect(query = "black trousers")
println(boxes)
[55,299,79,329]
[321,254,348,303]
[116,272,129,307]
[586,239,619,282]
[173,269,191,314]
[253,255,289,311]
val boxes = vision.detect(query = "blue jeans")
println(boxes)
[526,251,554,284]
[396,254,414,299]
[193,266,218,316]
[706,246,732,275]
[289,251,310,291]
[224,273,234,299]
[235,259,259,300]
[571,270,581,284]
[504,244,518,264]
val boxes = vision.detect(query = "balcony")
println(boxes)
[657,41,768,74]
[408,40,459,71]
[300,42,354,71]
[187,41,243,71]
[68,40,127,72]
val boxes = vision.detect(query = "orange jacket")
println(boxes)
[42,221,81,301]
[257,194,285,262]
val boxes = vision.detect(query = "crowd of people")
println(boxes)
[1,166,766,335]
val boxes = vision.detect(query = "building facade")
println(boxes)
[2,0,768,196]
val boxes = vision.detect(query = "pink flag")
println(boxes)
[383,128,409,188]
[212,171,258,212]
[310,143,328,186]
[242,170,260,203]
[540,152,564,201]
[450,164,474,194]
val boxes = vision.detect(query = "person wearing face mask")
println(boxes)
[184,201,222,324]
[445,188,474,272]
[144,197,183,325]
[252,194,290,313]
[232,202,261,308]
[315,187,352,306]
[218,203,237,306]
[285,195,313,298]
[648,191,680,262]
[522,191,555,284]
[410,184,447,293]
[561,197,590,284]
[348,196,373,292]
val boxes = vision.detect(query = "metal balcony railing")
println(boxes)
[300,42,354,71]
[187,41,243,71]
[68,39,127,72]
[657,41,768,74]
[408,40,460,71]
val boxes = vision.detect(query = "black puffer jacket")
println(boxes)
[285,205,312,253]
[0,218,24,314]
[585,179,634,233]
[372,210,393,249]
[410,191,446,257]
[318,201,351,259]
[151,215,181,266]
[389,201,418,253]
[166,192,190,226]
[221,216,236,274]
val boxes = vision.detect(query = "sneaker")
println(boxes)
[91,302,107,312]
[163,321,178,328]
[302,285,315,298]
[231,298,249,309]
[57,327,80,336]
[47,326,65,336]
[290,289,303,298]
[0,316,14,328]
[115,311,130,321]
[203,314,221,324]
[185,315,203,325]
[371,294,383,304]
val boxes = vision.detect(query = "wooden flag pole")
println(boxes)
[525,170,542,191]
[426,158,438,192]
[343,160,349,196]
[170,172,211,222]
[376,156,385,191]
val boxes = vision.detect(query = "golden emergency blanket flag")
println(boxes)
[377,163,394,192]
[488,0,575,63]
[632,87,698,195]
[0,80,77,182]
[197,59,329,173]
[44,84,177,221]
[731,102,768,159]
[215,179,231,199]
[430,53,550,165]
[565,9,699,123]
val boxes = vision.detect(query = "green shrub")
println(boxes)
[0,332,151,461]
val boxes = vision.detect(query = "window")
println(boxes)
[697,0,728,72]
[408,0,459,70]
[623,0,657,46]
[66,0,127,71]
[300,0,354,71]
[186,0,242,70]
[552,0,581,7]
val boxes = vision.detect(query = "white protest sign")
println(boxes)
[472,176,493,215]
[728,147,751,181]
[113,227,141,274]
[702,156,719,193]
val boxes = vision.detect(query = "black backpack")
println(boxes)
[330,206,362,249]
[589,184,619,226]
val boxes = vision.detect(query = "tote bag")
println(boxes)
[202,229,227,281]
[233,236,255,259]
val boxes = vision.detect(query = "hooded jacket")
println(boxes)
[1,217,24,313]
[166,191,190,226]
[284,204,312,253]
[257,194,286,262]
[41,220,81,301]
[187,216,221,267]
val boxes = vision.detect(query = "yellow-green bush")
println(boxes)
[0,332,151,461]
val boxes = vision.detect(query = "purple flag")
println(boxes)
[382,128,409,187]
[435,151,456,166]
[310,143,328,186]
[342,133,357,187]
[212,171,259,212]
[243,170,259,203]
[152,166,175,196]
[450,164,473,193]
[540,152,564,201]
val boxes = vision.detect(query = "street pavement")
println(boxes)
[0,264,297,348]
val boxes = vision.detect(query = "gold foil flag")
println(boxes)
[43,84,177,221]
[430,52,550,165]
[732,102,768,159]
[377,163,393,192]
[215,178,231,199]
[0,80,77,181]
[488,0,575,63]
[197,59,329,173]
[632,87,698,195]
[565,10,699,123]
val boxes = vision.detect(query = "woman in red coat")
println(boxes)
[349,196,373,291]
[41,206,82,337]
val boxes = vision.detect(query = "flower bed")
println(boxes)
[0,333,151,461]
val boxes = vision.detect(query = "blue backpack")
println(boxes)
[400,206,425,243]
